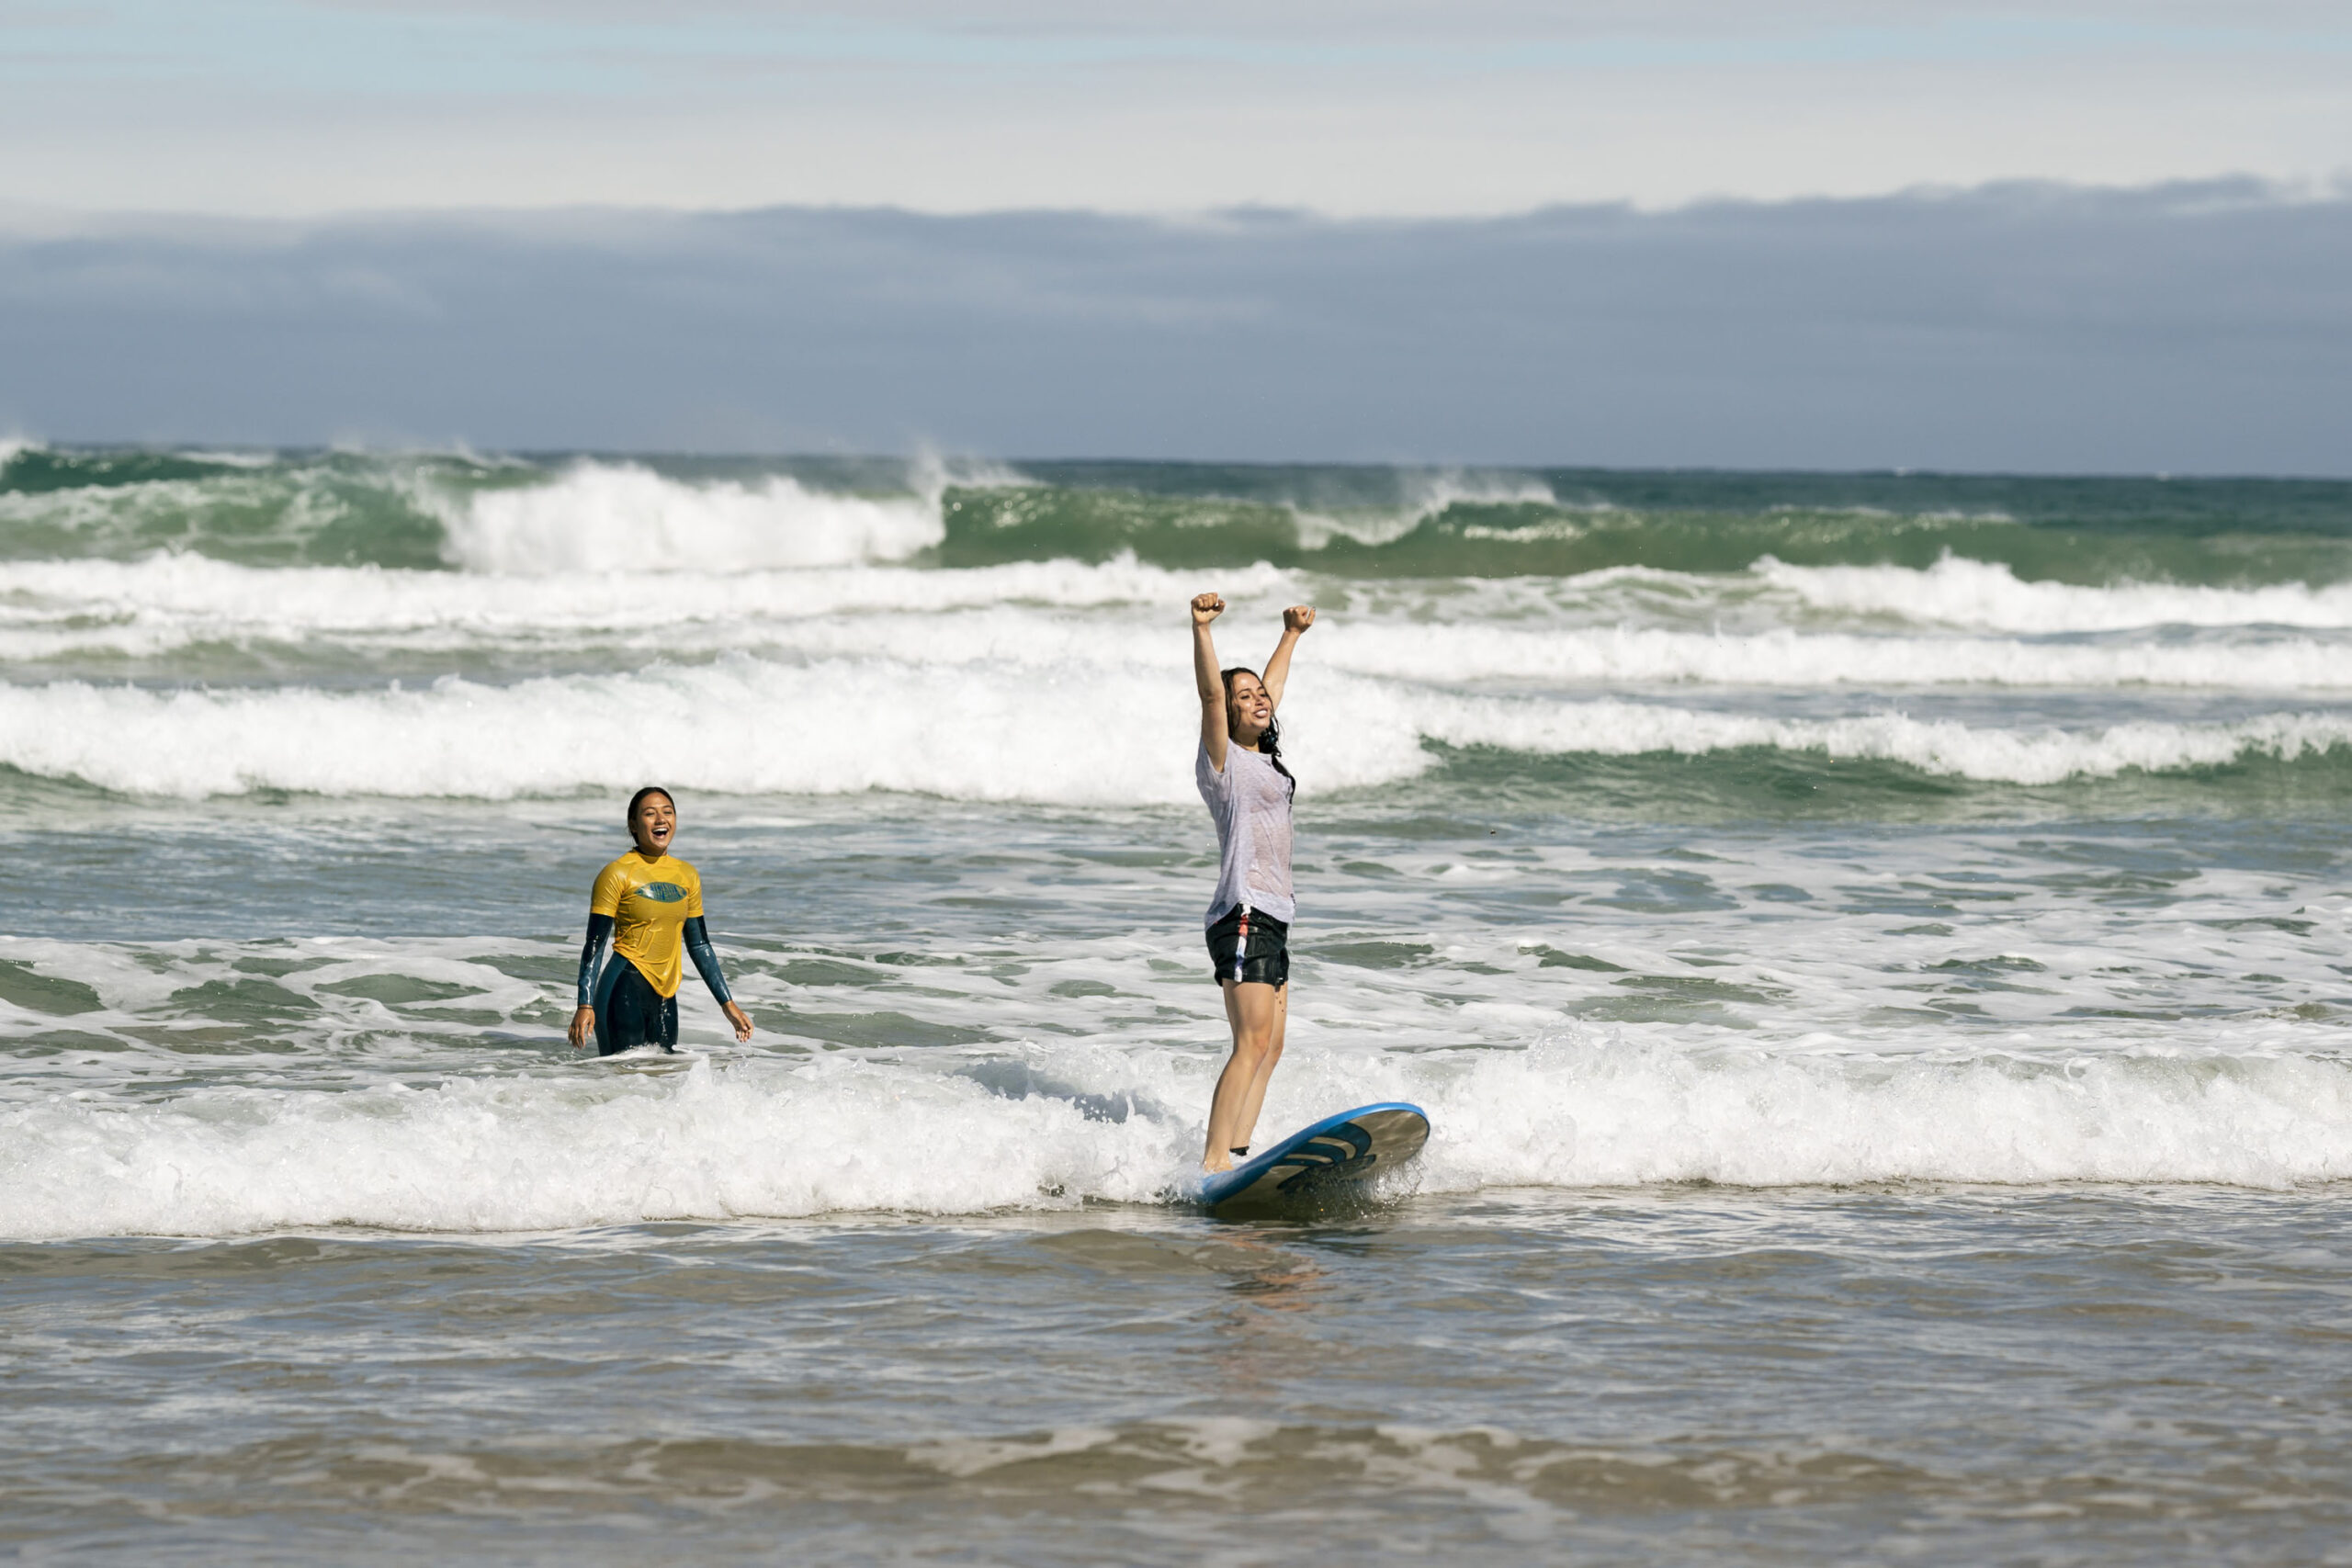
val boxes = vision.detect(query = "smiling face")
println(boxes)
[1224,670,1272,748]
[628,791,676,857]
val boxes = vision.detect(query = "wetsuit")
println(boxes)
[577,852,734,1055]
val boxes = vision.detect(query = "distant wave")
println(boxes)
[10,446,2352,584]
[10,555,2352,682]
[2,1036,2345,1238]
[439,460,945,572]
[1762,555,2352,631]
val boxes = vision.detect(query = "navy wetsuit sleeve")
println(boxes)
[577,912,614,1007]
[683,917,733,1005]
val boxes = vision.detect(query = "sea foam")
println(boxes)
[7,555,2352,695]
[0,552,1262,660]
[1761,555,2352,632]
[3,1036,2346,1240]
[5,651,2349,801]
[439,461,945,572]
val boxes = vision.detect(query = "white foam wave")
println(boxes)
[1762,555,2352,632]
[3,1036,2345,1239]
[0,657,1243,801]
[0,553,1291,660]
[1312,620,2352,691]
[1399,694,2352,786]
[439,461,944,572]
[5,656,2348,800]
[0,1057,1179,1239]
[9,555,2352,694]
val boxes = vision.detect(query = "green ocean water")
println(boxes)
[10,445,2352,582]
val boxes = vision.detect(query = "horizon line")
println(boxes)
[6,171,2349,235]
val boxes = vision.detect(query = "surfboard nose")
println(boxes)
[1200,1101,1430,1216]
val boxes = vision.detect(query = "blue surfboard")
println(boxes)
[1199,1101,1430,1216]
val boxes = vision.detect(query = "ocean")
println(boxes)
[3,445,2348,1562]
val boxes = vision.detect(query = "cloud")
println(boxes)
[2,3,2347,215]
[2,181,2347,472]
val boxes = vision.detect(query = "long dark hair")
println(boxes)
[1220,668,1295,798]
[626,785,675,830]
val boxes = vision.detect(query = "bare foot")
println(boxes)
[1203,1151,1233,1174]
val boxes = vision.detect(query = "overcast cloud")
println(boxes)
[5,4,2346,470]
[4,182,2346,473]
[3,1,2347,215]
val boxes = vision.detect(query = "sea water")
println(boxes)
[3,446,2349,1562]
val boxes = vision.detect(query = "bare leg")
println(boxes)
[1204,979,1282,1170]
[1230,983,1288,1153]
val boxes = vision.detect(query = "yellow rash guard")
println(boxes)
[589,852,706,998]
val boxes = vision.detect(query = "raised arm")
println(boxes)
[1192,592,1229,772]
[1259,604,1316,710]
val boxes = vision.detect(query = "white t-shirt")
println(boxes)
[1196,741,1295,926]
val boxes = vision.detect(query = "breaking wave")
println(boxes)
[3,1034,2346,1239]
[6,657,2351,801]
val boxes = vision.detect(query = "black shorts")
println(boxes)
[594,957,679,1056]
[1205,903,1290,988]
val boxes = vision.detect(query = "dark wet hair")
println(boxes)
[626,785,675,829]
[1220,668,1295,798]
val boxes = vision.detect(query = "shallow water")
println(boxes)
[7,1191,2350,1563]
[5,448,2351,1560]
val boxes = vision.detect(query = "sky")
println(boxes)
[2,2,2347,469]
[4,0,2347,215]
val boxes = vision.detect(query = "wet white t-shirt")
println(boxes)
[1196,741,1295,925]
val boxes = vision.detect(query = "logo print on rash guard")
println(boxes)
[635,882,688,903]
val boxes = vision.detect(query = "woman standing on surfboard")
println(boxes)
[568,786,754,1056]
[1190,592,1315,1173]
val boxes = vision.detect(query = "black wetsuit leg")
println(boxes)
[593,955,679,1056]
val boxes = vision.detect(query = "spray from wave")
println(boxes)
[438,460,947,572]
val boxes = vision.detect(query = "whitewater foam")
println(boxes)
[439,461,946,572]
[11,555,2352,698]
[4,1033,2346,1240]
[1311,619,2352,691]
[1762,555,2352,632]
[6,650,2349,800]
[1401,694,2352,787]
[0,553,1291,660]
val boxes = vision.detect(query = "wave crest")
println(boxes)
[5,659,2350,800]
[441,461,944,573]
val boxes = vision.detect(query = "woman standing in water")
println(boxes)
[1191,592,1316,1171]
[569,786,754,1055]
